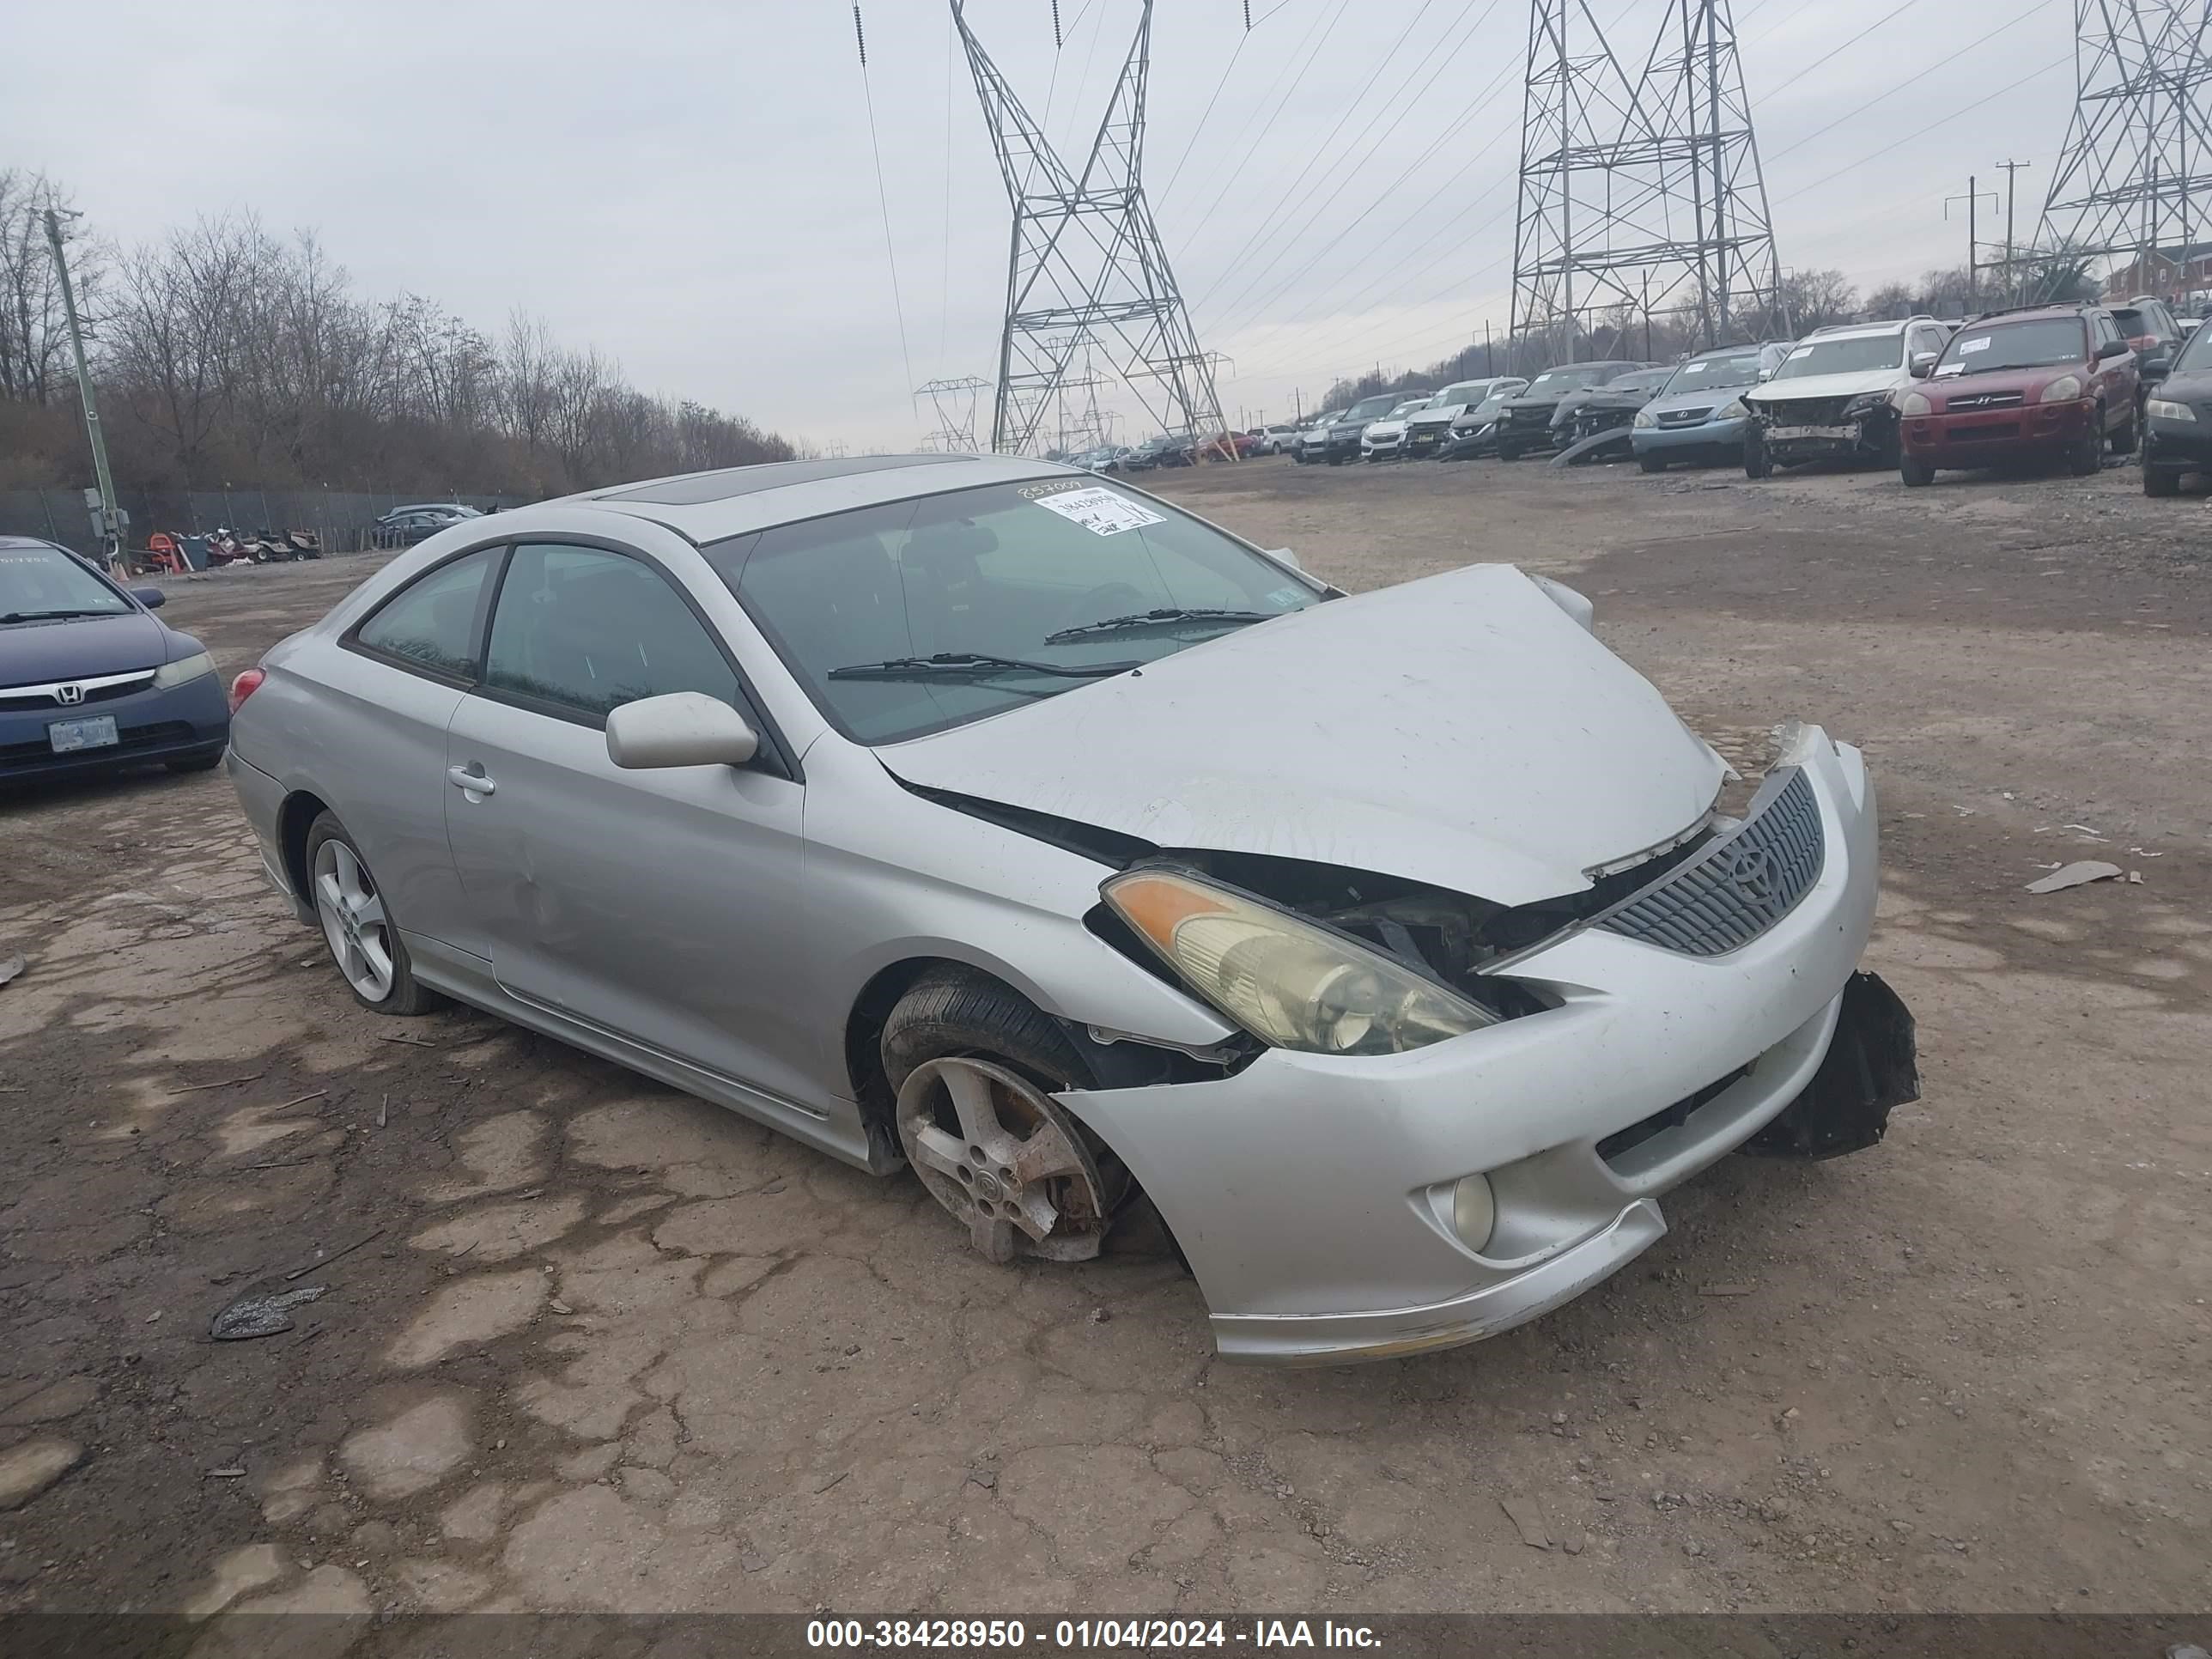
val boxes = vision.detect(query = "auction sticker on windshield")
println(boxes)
[1030,486,1165,537]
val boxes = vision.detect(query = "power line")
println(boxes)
[1759,0,2059,161]
[1267,0,2037,348]
[1159,28,1254,200]
[1765,0,1923,89]
[1187,0,1444,311]
[1771,54,2073,209]
[1234,1,2063,395]
[939,12,957,363]
[1161,0,1350,232]
[854,5,916,405]
[1204,0,1508,338]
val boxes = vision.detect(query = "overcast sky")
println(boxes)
[7,0,2080,452]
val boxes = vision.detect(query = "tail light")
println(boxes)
[228,667,266,714]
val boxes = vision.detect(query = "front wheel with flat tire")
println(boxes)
[1744,431,1772,479]
[882,969,1130,1264]
[2111,402,2138,455]
[304,813,438,1014]
[1638,453,1666,474]
[2143,459,2182,496]
[2068,410,2105,477]
[1899,454,1936,488]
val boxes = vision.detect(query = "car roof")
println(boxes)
[1807,319,1921,340]
[1964,304,2094,325]
[545,453,1076,544]
[0,534,66,550]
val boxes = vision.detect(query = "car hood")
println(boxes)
[2155,366,2212,404]
[0,611,169,684]
[1749,366,1907,404]
[1571,389,1652,413]
[878,565,1723,905]
[1406,402,1468,426]
[1364,419,1411,438]
[1644,386,1750,417]
[1921,362,2086,404]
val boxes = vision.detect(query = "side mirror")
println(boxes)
[131,586,167,608]
[2095,339,2129,361]
[605,692,758,769]
[2141,356,2172,384]
[1756,366,1775,381]
[1909,353,1938,378]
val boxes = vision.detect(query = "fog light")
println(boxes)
[1451,1174,1496,1252]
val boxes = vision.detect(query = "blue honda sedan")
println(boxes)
[1,535,229,783]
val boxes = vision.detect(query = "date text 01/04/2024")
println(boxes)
[805,1619,1383,1649]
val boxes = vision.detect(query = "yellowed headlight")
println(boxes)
[1103,868,1497,1055]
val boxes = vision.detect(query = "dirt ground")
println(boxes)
[1,451,2207,1623]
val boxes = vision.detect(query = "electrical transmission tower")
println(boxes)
[2033,0,2212,293]
[915,375,991,451]
[1512,0,1784,360]
[951,0,1230,456]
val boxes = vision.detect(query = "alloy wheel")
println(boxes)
[313,839,395,1002]
[895,1056,1112,1264]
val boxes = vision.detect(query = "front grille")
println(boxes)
[1502,406,1551,430]
[1760,396,1856,426]
[0,719,197,770]
[1947,422,2022,441]
[1597,768,1824,956]
[0,673,156,711]
[1945,390,2024,411]
[1598,1066,1751,1164]
[1658,406,1714,427]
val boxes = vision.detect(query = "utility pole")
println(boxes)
[43,207,124,575]
[1946,178,1997,311]
[1996,159,2033,304]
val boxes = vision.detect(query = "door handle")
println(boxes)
[447,764,495,797]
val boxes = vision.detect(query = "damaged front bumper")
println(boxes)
[1059,725,1916,1365]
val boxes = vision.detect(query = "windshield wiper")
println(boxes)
[1044,607,1276,644]
[827,651,1140,683]
[0,608,117,623]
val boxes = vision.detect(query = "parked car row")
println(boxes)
[1267,294,2206,499]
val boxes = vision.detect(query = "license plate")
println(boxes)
[1766,424,1855,441]
[48,714,119,754]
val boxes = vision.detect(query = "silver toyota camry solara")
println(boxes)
[225,454,1917,1364]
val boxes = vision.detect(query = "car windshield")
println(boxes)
[1608,369,1672,394]
[1771,335,1904,380]
[1522,367,1610,398]
[1436,382,1489,404]
[2172,319,2212,372]
[702,479,1322,744]
[1665,352,1765,394]
[1938,318,2086,374]
[1345,396,1399,419]
[0,543,131,621]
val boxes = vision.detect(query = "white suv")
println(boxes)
[1743,317,1951,477]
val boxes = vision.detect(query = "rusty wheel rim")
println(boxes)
[895,1056,1111,1264]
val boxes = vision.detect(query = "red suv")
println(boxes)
[1895,305,2139,485]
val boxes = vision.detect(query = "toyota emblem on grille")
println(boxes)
[55,683,85,706]
[1726,845,1779,903]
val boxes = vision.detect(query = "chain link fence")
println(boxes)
[0,487,535,557]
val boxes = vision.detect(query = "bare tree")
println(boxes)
[9,174,797,495]
[0,169,105,406]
